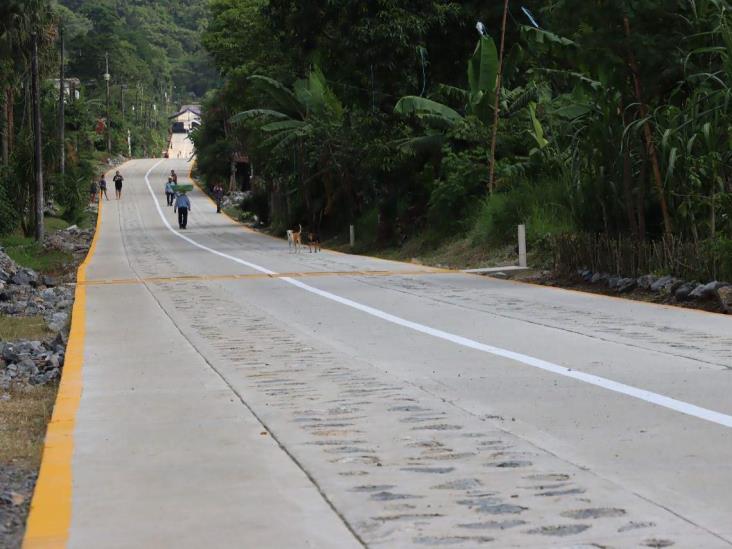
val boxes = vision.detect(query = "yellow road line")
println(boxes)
[78,268,454,287]
[23,176,106,549]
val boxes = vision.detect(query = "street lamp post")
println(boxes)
[104,52,111,154]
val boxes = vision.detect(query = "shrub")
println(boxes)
[470,178,575,247]
[427,149,485,233]
[0,167,21,236]
[241,182,270,226]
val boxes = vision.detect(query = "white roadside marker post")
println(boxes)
[518,224,527,268]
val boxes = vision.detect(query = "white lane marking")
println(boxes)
[144,160,276,276]
[143,162,732,429]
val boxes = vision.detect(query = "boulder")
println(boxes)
[607,276,621,289]
[689,281,726,301]
[674,283,696,302]
[717,285,732,313]
[650,276,681,294]
[637,275,657,291]
[48,311,68,333]
[2,344,19,363]
[10,270,33,286]
[591,272,608,284]
[42,275,57,287]
[17,358,38,377]
[617,278,637,293]
[650,275,674,292]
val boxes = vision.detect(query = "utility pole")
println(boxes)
[59,25,65,181]
[487,0,510,193]
[31,32,44,241]
[104,52,111,154]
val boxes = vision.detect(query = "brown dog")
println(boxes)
[291,224,303,253]
[307,230,321,253]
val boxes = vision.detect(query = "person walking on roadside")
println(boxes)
[113,171,124,199]
[165,178,175,206]
[174,191,191,229]
[213,183,224,213]
[89,179,98,205]
[98,174,109,201]
[170,169,178,184]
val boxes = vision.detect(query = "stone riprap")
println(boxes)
[0,224,93,389]
[576,269,731,312]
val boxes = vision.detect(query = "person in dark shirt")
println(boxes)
[174,192,191,229]
[213,183,224,213]
[113,171,124,199]
[170,169,178,184]
[99,174,109,201]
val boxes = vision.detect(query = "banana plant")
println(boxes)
[394,35,497,128]
[231,66,346,225]
[231,66,343,152]
[394,34,542,158]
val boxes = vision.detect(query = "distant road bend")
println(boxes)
[24,151,732,548]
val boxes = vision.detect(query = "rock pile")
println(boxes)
[44,224,94,263]
[577,269,732,312]
[0,225,92,388]
[220,190,251,210]
[0,334,66,388]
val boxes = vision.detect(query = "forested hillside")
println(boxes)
[58,0,218,98]
[193,0,732,281]
[0,0,215,241]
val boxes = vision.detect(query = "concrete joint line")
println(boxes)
[143,161,732,430]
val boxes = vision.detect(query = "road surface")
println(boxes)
[25,155,732,548]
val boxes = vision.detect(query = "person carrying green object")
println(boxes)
[174,192,191,229]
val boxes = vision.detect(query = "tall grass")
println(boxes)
[550,233,732,281]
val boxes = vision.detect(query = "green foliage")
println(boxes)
[193,0,732,274]
[0,168,21,236]
[0,234,72,274]
[428,148,484,232]
[470,176,576,246]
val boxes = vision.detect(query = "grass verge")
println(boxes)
[0,385,57,469]
[0,316,54,342]
[0,234,72,275]
[0,384,58,548]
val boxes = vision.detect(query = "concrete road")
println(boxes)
[27,157,732,548]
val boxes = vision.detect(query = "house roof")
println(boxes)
[168,104,201,119]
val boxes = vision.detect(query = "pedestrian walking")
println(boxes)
[98,174,109,201]
[89,179,98,205]
[170,170,178,184]
[113,171,124,199]
[165,178,175,206]
[213,183,224,213]
[174,192,191,229]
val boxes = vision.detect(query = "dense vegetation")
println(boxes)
[194,0,732,279]
[0,0,215,238]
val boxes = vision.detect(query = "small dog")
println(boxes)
[307,230,321,253]
[290,224,303,253]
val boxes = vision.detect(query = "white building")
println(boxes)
[168,105,201,131]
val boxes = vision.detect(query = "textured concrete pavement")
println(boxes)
[28,156,732,548]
